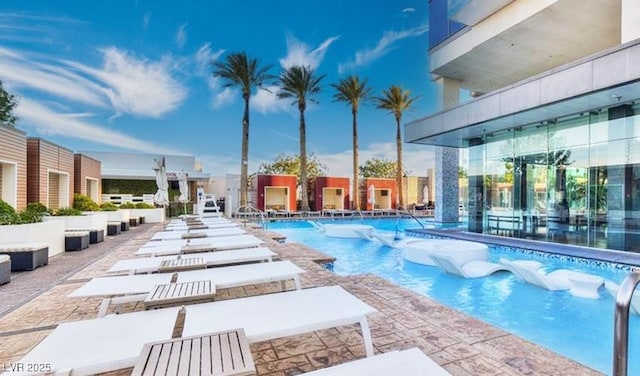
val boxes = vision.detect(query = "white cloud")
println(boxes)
[279,34,339,70]
[143,13,150,29]
[15,98,185,154]
[338,23,428,74]
[0,48,109,108]
[175,23,188,48]
[402,7,416,13]
[67,47,188,118]
[195,42,224,76]
[250,85,291,114]
[213,87,235,108]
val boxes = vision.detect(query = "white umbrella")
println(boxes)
[178,170,189,203]
[368,184,376,209]
[153,157,169,206]
[422,184,429,204]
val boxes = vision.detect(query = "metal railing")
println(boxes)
[613,271,640,376]
[396,209,426,229]
[235,203,266,229]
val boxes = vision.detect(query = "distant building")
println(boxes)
[0,125,27,210]
[81,151,210,205]
[27,138,74,210]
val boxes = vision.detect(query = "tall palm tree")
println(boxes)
[212,52,273,209]
[373,85,419,209]
[277,65,325,212]
[332,76,371,211]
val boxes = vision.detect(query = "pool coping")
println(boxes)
[408,228,640,267]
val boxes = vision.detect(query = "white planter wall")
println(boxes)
[0,221,65,257]
[104,209,131,223]
[129,208,165,223]
[44,213,108,233]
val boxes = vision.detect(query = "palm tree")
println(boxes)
[212,52,274,209]
[332,76,371,211]
[277,65,325,212]
[373,85,419,209]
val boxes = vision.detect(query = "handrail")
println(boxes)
[235,203,266,229]
[613,271,640,376]
[350,210,365,223]
[396,209,426,229]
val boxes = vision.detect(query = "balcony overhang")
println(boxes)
[407,40,640,148]
[448,0,515,26]
[432,0,621,94]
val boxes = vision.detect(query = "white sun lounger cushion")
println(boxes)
[301,348,451,375]
[108,247,276,274]
[69,261,305,298]
[136,235,263,256]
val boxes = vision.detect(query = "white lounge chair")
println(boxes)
[301,348,450,375]
[429,254,510,279]
[163,222,238,231]
[149,227,246,241]
[15,286,376,375]
[499,258,603,294]
[135,235,263,256]
[604,280,640,315]
[108,247,276,275]
[70,261,305,317]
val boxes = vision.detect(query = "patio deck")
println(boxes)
[0,221,603,375]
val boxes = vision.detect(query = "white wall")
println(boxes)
[0,221,66,257]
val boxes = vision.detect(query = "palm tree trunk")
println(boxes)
[299,108,310,211]
[240,94,250,208]
[396,116,404,209]
[352,108,360,210]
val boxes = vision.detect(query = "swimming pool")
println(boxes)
[268,218,640,375]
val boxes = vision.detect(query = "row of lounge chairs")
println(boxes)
[10,214,452,375]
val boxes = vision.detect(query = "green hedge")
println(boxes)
[102,179,157,196]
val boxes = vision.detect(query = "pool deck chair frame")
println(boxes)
[108,247,276,275]
[16,286,376,375]
[69,261,305,317]
[135,235,264,256]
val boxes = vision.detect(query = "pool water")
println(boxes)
[268,219,640,375]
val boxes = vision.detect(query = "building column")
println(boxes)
[435,147,459,222]
[622,0,640,43]
[434,77,461,222]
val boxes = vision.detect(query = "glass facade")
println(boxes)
[428,0,466,50]
[464,104,640,252]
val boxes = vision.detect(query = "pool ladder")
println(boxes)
[613,270,640,376]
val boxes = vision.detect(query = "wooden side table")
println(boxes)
[132,328,256,375]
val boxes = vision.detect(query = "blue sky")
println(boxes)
[0,0,439,177]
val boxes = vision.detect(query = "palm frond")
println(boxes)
[373,85,420,119]
[331,75,372,110]
[277,65,325,107]
[212,51,275,94]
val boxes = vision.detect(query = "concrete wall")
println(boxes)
[0,125,27,210]
[0,220,65,257]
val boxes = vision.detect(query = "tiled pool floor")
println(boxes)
[0,222,603,375]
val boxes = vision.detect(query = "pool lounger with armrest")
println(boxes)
[429,254,510,279]
[301,348,450,376]
[148,227,246,241]
[69,260,305,317]
[108,247,277,275]
[135,235,264,256]
[15,286,376,376]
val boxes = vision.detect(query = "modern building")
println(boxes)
[250,174,297,213]
[313,177,351,211]
[73,154,102,203]
[0,125,27,210]
[27,138,75,210]
[82,151,210,205]
[407,0,640,251]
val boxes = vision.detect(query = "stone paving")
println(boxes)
[0,220,603,375]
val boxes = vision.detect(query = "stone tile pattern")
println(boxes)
[0,222,603,376]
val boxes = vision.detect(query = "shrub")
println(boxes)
[73,193,100,211]
[25,202,51,215]
[99,202,118,211]
[119,202,136,209]
[135,202,154,209]
[54,207,83,216]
